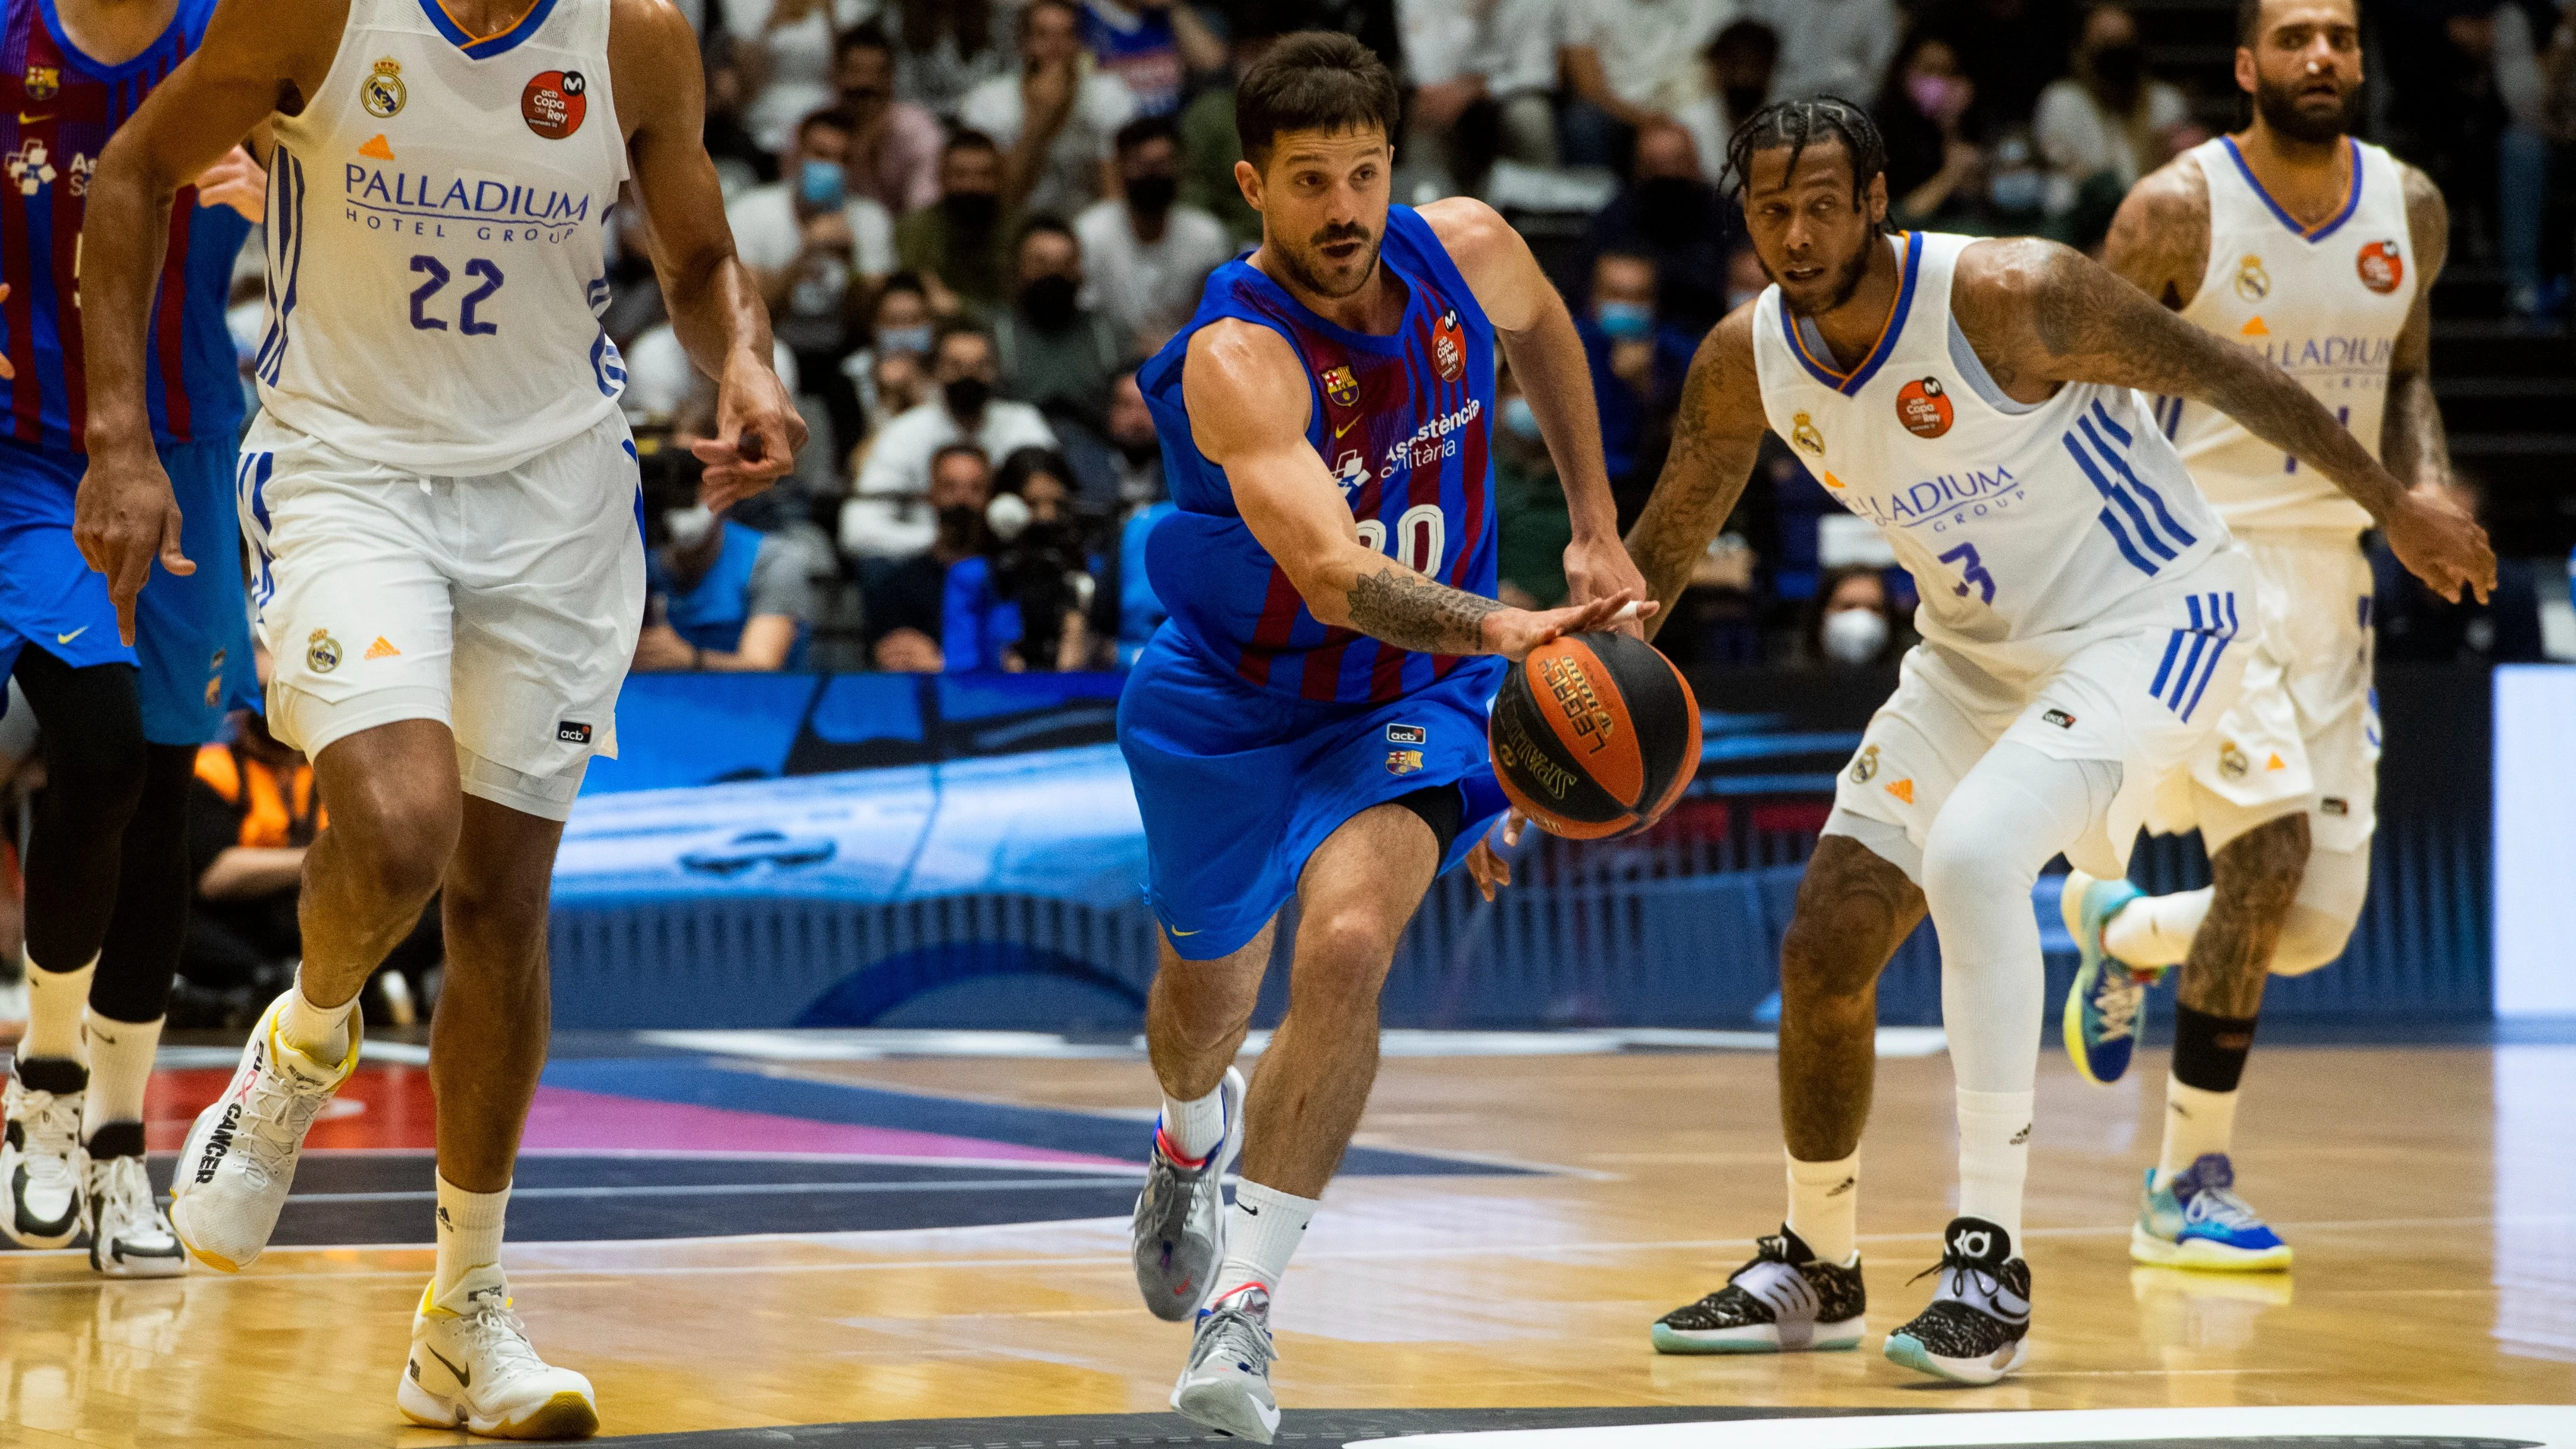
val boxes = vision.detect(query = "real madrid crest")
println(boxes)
[307,628,342,674]
[1790,411,1825,458]
[362,57,407,119]
[2233,253,2269,302]
[2219,740,2249,779]
[1848,743,1879,784]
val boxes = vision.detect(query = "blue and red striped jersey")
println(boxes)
[0,0,248,452]
[1140,204,1502,704]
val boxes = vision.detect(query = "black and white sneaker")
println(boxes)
[1651,1226,1866,1353]
[3,1057,89,1248]
[1882,1216,2031,1385]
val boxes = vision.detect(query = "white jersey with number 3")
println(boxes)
[256,0,630,474]
[2163,135,2412,535]
[1751,231,2229,651]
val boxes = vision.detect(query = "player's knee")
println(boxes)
[1779,911,1879,1008]
[40,706,148,824]
[1290,908,1403,1000]
[323,780,460,905]
[1918,809,2016,917]
[2269,903,2357,977]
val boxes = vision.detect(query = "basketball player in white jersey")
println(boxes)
[2051,0,2443,1273]
[1628,99,2490,1385]
[73,0,799,1435]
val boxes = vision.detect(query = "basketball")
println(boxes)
[1487,631,1703,840]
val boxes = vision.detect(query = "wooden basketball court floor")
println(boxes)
[1,1032,2570,1445]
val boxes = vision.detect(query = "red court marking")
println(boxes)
[143,1065,1130,1167]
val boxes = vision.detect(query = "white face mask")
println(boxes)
[1822,605,1889,665]
[665,504,716,550]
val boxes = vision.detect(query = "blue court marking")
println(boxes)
[538,1058,1536,1177]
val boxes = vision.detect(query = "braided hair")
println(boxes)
[1723,96,1889,233]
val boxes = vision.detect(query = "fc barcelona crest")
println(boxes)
[1432,307,1465,381]
[1319,364,1359,409]
[22,65,58,103]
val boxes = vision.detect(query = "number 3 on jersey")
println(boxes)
[409,255,505,335]
[1940,541,1996,604]
[1354,504,1446,574]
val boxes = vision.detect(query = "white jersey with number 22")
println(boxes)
[1751,231,2230,650]
[255,0,630,475]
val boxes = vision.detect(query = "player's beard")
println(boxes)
[2252,70,2360,146]
[1280,221,1382,300]
[1771,233,1875,317]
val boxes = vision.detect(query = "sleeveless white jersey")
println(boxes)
[1752,231,2229,650]
[256,0,630,474]
[2162,136,2412,535]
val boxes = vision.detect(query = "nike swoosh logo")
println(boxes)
[18,113,50,124]
[1169,928,1201,937]
[426,1345,470,1387]
[55,626,87,644]
[1333,419,1360,439]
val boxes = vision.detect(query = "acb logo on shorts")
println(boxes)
[557,721,594,744]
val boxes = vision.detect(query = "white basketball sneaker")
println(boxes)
[169,990,359,1272]
[398,1265,601,1440]
[3,1057,88,1248]
[82,1125,187,1277]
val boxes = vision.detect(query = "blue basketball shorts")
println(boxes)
[0,435,257,745]
[1118,628,1509,961]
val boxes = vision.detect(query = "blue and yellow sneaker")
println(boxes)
[2130,1153,2292,1272]
[2059,868,2153,1084]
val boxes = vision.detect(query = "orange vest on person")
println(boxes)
[194,743,326,850]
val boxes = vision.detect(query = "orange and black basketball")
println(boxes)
[1487,631,1702,840]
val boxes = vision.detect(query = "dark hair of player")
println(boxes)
[1233,31,1402,169]
[1724,96,1889,231]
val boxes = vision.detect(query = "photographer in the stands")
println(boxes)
[943,446,1099,672]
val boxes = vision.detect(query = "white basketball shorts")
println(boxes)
[1828,546,2256,882]
[236,409,643,821]
[2143,531,2379,855]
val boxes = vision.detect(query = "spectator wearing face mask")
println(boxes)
[833,25,945,214]
[728,109,898,346]
[847,321,1058,558]
[963,0,1140,220]
[1077,116,1235,352]
[2033,5,2196,221]
[633,448,820,674]
[945,447,1097,671]
[1492,367,1572,609]
[843,273,937,441]
[1799,564,1906,669]
[994,218,1125,436]
[1585,119,1740,321]
[865,443,994,672]
[1577,252,1700,508]
[897,131,1014,315]
[1678,21,1780,188]
[1875,31,1983,229]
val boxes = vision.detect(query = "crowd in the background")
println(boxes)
[563,0,2572,675]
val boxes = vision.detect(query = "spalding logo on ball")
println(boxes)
[1488,631,1702,840]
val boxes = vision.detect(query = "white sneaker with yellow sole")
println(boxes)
[398,1265,600,1440]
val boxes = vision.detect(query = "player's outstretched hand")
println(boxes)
[194,147,265,224]
[1465,828,1514,902]
[694,350,806,508]
[1485,591,1657,662]
[1562,535,1652,639]
[73,447,192,647]
[2383,484,2497,606]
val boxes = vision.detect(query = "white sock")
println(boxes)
[1206,1180,1318,1306]
[2157,1075,2240,1182]
[81,1012,162,1138]
[278,975,355,1063]
[21,950,94,1066]
[1785,1149,1860,1265]
[2102,887,2211,970]
[1954,1088,2033,1248]
[1159,1082,1227,1165]
[434,1175,510,1297]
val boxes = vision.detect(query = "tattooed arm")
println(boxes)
[1953,236,2496,601]
[2384,164,2453,493]
[1179,318,1645,660]
[2099,155,2211,310]
[1624,308,1772,641]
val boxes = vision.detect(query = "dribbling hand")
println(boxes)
[1484,591,1657,662]
[73,445,192,647]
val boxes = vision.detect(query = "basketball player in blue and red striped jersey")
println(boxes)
[1119,32,1649,1442]
[0,0,259,1278]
